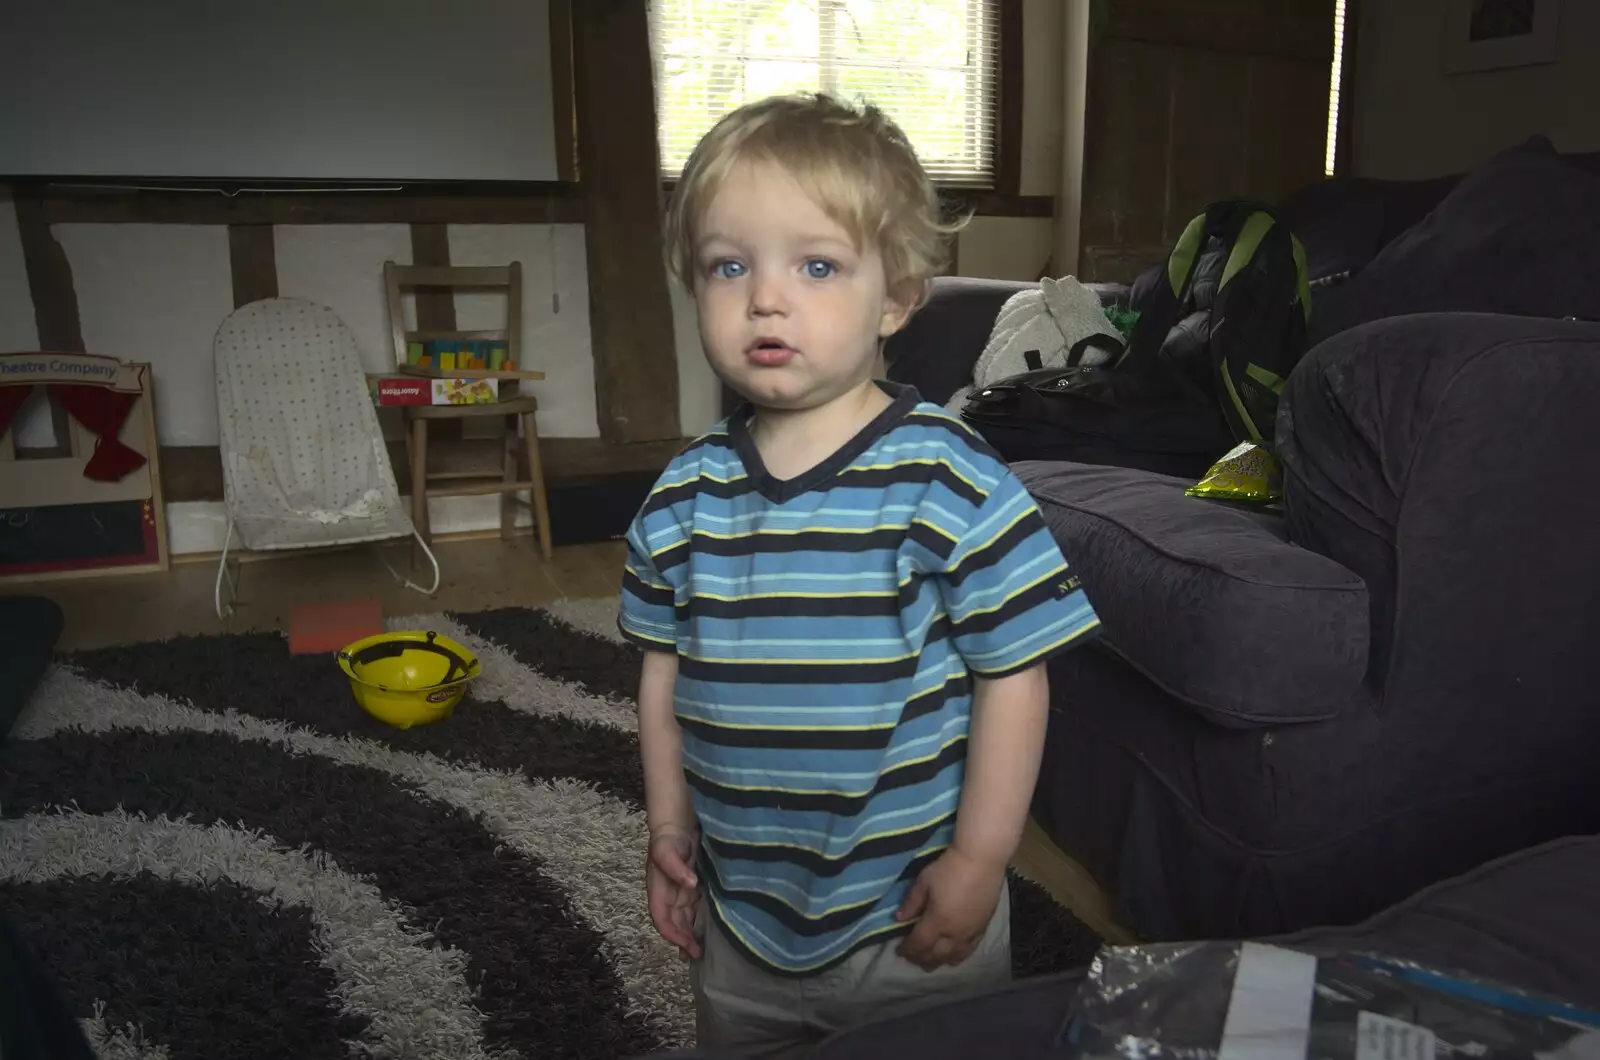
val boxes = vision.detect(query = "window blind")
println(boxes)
[650,0,1001,187]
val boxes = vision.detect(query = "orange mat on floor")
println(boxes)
[288,598,384,655]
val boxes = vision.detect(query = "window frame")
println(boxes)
[648,0,1026,196]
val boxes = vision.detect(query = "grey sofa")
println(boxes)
[1020,311,1600,941]
[648,832,1600,1059]
[883,137,1600,942]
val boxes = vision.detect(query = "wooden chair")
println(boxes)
[382,261,552,560]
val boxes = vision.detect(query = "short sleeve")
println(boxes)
[938,471,1100,677]
[617,511,678,652]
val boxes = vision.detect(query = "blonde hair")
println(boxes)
[664,93,966,310]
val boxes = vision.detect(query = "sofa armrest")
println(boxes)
[1279,312,1600,705]
[1015,462,1369,728]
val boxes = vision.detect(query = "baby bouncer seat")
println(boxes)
[212,297,438,617]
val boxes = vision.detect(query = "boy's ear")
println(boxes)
[878,279,924,338]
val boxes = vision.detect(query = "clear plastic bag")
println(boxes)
[1185,441,1282,504]
[1057,942,1600,1060]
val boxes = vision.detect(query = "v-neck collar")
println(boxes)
[729,381,921,504]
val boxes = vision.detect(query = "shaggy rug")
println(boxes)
[0,601,1103,1060]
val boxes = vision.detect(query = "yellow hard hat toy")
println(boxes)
[336,630,482,728]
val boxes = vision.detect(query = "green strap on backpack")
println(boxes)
[1122,200,1311,448]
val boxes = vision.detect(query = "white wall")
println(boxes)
[0,195,724,552]
[1353,0,1600,179]
[0,207,722,449]
[950,0,1063,283]
[957,216,1053,282]
[2,0,1069,549]
[57,223,236,447]
[274,224,415,378]
[1019,0,1065,198]
[448,224,598,440]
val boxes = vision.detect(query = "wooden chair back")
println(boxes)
[382,262,523,371]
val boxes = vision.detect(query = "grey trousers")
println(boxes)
[690,882,1012,1058]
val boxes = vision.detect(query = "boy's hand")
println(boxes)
[894,846,1005,971]
[646,826,702,960]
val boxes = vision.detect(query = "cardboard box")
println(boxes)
[374,377,499,407]
[435,377,499,406]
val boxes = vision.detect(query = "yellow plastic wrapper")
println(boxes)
[1185,441,1282,504]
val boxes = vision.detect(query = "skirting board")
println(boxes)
[166,493,534,556]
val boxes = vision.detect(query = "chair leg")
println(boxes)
[409,417,430,567]
[500,415,517,541]
[522,411,552,559]
[213,519,237,619]
[385,531,442,596]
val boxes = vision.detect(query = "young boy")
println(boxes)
[618,93,1100,1056]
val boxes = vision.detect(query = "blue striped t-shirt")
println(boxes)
[618,382,1099,975]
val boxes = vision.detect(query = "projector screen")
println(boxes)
[1,0,558,182]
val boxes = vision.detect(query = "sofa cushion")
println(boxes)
[1279,834,1600,1011]
[1311,136,1600,344]
[1275,175,1391,282]
[1014,462,1369,727]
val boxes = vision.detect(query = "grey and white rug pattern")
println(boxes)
[0,599,1101,1060]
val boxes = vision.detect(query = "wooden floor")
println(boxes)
[4,533,1128,937]
[4,535,626,652]
[1013,818,1137,945]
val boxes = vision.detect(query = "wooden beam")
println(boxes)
[158,438,689,503]
[1102,1,1335,61]
[571,0,681,444]
[663,179,1052,217]
[389,265,514,288]
[1077,0,1333,281]
[14,186,84,351]
[40,187,584,226]
[39,182,1041,226]
[158,446,227,505]
[945,192,1054,219]
[12,184,80,457]
[404,224,463,443]
[549,0,579,183]
[408,224,457,333]
[227,224,278,307]
[1333,0,1360,178]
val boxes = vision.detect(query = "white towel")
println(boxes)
[947,276,1123,415]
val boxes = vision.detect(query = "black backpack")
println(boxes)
[959,200,1310,473]
[1119,199,1312,448]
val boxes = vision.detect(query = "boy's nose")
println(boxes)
[748,270,789,316]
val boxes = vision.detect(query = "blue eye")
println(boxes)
[803,259,836,279]
[710,259,747,279]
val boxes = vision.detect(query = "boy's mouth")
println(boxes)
[745,338,797,367]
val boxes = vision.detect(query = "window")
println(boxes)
[650,0,1002,187]
[1324,0,1348,176]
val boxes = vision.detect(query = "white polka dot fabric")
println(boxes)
[214,298,414,550]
